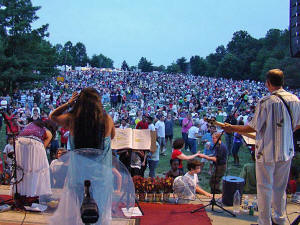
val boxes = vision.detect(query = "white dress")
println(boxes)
[13,136,51,197]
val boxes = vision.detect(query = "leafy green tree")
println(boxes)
[73,42,88,66]
[176,57,188,73]
[153,65,166,72]
[280,57,300,87]
[205,45,226,76]
[166,63,180,73]
[62,41,75,67]
[217,53,244,79]
[121,60,129,71]
[90,54,114,68]
[190,55,206,76]
[138,57,153,72]
[260,57,280,80]
[0,0,57,91]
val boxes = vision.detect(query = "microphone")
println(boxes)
[233,91,248,105]
[80,180,99,224]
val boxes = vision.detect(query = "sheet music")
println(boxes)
[132,129,151,150]
[111,128,132,149]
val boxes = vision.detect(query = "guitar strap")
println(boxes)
[272,93,294,130]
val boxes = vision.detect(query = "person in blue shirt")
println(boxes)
[199,132,227,194]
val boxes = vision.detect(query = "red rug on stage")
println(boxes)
[0,195,13,205]
[137,203,212,225]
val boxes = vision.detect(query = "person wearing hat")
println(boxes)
[187,120,202,154]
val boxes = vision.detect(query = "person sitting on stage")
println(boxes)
[239,150,257,194]
[165,158,183,178]
[171,138,201,174]
[198,132,227,194]
[184,159,212,198]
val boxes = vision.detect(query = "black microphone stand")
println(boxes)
[191,93,247,216]
[0,110,24,210]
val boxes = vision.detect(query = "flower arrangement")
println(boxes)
[132,176,174,194]
[154,177,164,193]
[145,177,155,193]
[132,176,146,193]
[163,177,174,193]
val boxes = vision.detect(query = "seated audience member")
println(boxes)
[166,158,184,178]
[184,159,212,198]
[171,138,201,174]
[239,150,257,194]
[200,142,214,175]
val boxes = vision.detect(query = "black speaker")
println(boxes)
[290,0,300,57]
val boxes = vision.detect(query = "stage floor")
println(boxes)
[1,185,299,225]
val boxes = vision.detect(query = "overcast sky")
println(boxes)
[31,0,289,68]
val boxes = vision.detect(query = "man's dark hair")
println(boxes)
[266,69,284,87]
[187,159,201,171]
[169,158,180,165]
[172,138,185,149]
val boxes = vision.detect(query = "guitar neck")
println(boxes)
[210,121,256,140]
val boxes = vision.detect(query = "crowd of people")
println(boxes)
[0,69,299,225]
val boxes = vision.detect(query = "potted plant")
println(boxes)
[145,177,155,202]
[154,177,164,202]
[163,177,174,202]
[133,176,146,201]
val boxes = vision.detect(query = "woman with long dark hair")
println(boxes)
[50,88,115,150]
[49,88,134,225]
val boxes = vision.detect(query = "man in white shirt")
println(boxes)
[31,103,41,116]
[0,97,8,109]
[155,116,166,155]
[187,121,202,154]
[224,69,300,225]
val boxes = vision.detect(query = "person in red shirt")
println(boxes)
[4,110,20,137]
[60,127,69,148]
[171,138,200,174]
[135,115,148,129]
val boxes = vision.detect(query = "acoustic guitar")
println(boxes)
[204,118,256,140]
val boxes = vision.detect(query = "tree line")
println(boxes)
[1,0,300,92]
[136,29,300,87]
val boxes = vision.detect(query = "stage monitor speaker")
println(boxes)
[290,0,300,57]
